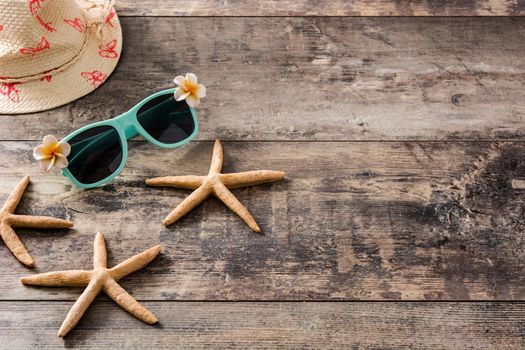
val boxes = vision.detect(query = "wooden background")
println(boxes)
[1,0,525,348]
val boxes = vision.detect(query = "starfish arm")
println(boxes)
[145,175,206,190]
[220,170,286,189]
[103,278,158,324]
[0,223,33,266]
[162,185,212,226]
[2,176,29,213]
[208,139,223,175]
[20,270,92,287]
[109,245,162,281]
[212,182,261,233]
[7,214,73,229]
[58,277,103,337]
[93,232,107,269]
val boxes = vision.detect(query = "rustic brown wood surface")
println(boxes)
[1,302,524,348]
[1,140,525,301]
[4,17,525,141]
[115,0,525,16]
[1,2,525,349]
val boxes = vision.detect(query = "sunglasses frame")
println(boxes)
[61,88,199,189]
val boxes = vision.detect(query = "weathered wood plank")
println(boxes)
[2,17,525,141]
[115,0,525,16]
[1,301,524,349]
[1,141,525,300]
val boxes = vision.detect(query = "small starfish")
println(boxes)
[0,176,73,267]
[21,233,161,337]
[146,139,285,232]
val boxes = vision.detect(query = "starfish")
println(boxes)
[21,233,161,337]
[0,175,73,267]
[146,139,285,232]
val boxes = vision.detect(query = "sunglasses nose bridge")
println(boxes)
[114,116,139,140]
[124,124,139,139]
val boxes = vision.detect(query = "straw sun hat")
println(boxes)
[0,0,122,114]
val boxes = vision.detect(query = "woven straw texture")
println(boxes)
[0,0,122,114]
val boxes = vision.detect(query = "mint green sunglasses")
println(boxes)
[61,88,198,188]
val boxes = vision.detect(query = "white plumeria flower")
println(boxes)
[173,73,206,108]
[33,135,70,172]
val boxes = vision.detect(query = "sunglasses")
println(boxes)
[61,88,198,188]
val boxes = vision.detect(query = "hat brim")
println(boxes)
[0,2,122,114]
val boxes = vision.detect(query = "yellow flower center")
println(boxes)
[184,81,197,95]
[44,143,60,158]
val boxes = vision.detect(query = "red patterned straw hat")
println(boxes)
[0,0,122,114]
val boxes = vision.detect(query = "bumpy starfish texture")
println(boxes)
[21,233,161,337]
[0,176,73,267]
[146,139,285,232]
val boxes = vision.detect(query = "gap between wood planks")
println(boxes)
[3,299,525,302]
[2,140,525,143]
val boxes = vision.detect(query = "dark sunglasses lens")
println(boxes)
[136,93,195,144]
[66,125,123,185]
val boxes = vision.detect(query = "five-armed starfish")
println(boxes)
[21,233,161,337]
[146,139,286,232]
[1,176,73,267]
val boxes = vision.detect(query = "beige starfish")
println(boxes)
[0,175,73,267]
[146,139,285,232]
[21,232,161,337]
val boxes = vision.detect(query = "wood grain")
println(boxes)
[1,2,524,345]
[2,17,525,141]
[2,141,525,300]
[115,0,525,16]
[0,301,523,348]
